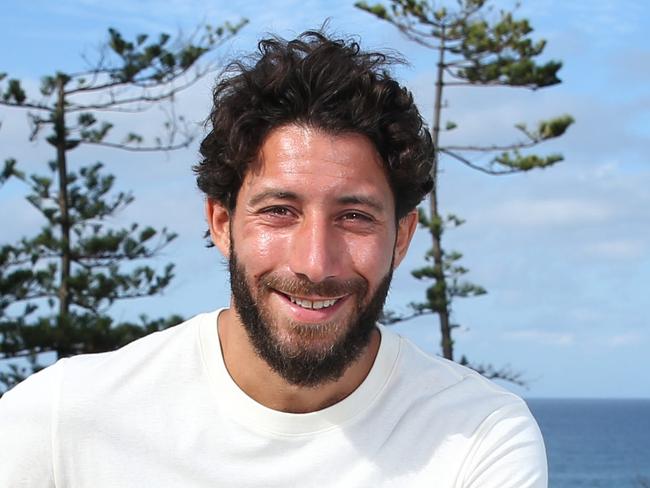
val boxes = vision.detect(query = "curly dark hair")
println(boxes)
[195,30,433,219]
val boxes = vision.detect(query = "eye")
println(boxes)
[340,211,374,223]
[260,206,296,218]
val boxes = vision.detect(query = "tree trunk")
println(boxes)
[54,77,71,358]
[430,27,454,361]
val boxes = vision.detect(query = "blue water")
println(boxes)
[527,399,650,488]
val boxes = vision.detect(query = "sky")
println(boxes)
[1,0,649,399]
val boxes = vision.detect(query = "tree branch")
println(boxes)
[442,138,540,152]
[440,149,519,175]
[71,104,151,114]
[80,138,193,152]
[65,73,203,112]
[463,359,527,387]
[63,26,238,96]
[445,80,541,89]
[73,249,167,267]
[0,349,49,360]
[396,26,441,50]
[0,100,54,112]
[379,309,434,325]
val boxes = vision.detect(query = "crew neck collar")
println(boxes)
[198,309,401,436]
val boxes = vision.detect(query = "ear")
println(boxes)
[205,198,231,258]
[393,209,418,269]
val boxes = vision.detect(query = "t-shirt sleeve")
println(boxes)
[460,399,548,488]
[0,360,65,487]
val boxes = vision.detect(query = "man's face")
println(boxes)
[209,124,416,386]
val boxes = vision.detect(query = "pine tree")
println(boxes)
[356,0,573,372]
[0,20,247,394]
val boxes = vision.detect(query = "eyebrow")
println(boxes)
[247,188,386,214]
[248,189,299,208]
[336,195,386,213]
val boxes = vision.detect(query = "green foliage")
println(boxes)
[354,1,389,19]
[358,0,572,375]
[0,161,177,392]
[107,27,202,82]
[1,79,26,104]
[0,21,248,394]
[536,114,575,140]
[494,149,562,171]
[459,355,525,386]
[1,158,23,185]
[408,212,486,316]
[445,120,458,131]
[0,20,247,153]
[103,20,247,84]
[458,114,575,173]
[356,0,575,155]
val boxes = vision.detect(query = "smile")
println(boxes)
[287,295,340,310]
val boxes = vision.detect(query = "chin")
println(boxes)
[228,248,391,387]
[272,316,353,354]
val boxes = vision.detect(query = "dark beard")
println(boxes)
[228,249,393,388]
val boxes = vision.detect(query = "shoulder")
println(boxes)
[0,359,65,485]
[0,311,217,485]
[2,310,218,408]
[388,328,538,427]
[379,327,547,487]
[60,311,220,399]
[384,326,525,409]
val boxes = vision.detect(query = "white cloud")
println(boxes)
[566,0,647,38]
[3,0,650,399]
[608,332,645,347]
[585,239,647,260]
[566,307,602,324]
[485,197,616,227]
[503,329,575,346]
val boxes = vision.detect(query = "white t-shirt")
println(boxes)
[0,310,547,487]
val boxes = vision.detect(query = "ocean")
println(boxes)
[527,399,650,488]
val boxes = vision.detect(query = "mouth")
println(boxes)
[271,289,348,316]
[285,295,341,310]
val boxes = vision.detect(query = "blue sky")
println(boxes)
[1,0,649,398]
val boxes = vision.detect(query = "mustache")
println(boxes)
[260,273,368,298]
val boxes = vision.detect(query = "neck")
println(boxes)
[217,307,381,413]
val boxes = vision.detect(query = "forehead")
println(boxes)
[240,125,394,208]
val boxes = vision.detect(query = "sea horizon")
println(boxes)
[526,398,650,488]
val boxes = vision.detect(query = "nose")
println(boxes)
[288,215,342,284]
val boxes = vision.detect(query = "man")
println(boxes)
[0,31,547,487]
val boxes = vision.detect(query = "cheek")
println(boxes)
[346,234,395,276]
[236,227,287,272]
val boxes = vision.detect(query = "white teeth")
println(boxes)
[288,296,338,310]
